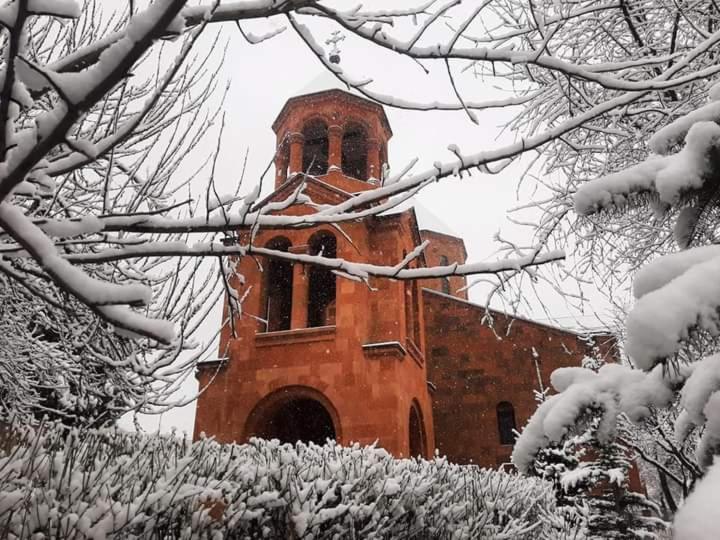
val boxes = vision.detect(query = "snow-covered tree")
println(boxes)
[0,0,575,424]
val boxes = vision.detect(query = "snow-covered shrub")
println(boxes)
[0,420,576,539]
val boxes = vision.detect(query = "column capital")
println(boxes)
[328,124,343,135]
[287,132,305,145]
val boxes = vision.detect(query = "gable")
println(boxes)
[254,175,353,212]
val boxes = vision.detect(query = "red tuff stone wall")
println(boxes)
[195,208,434,458]
[419,229,468,300]
[422,288,616,468]
[194,84,433,458]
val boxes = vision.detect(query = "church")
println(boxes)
[194,79,614,469]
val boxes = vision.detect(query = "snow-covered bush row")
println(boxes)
[0,421,576,539]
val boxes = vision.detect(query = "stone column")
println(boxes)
[367,138,381,185]
[328,124,343,172]
[287,132,304,176]
[290,245,309,329]
[274,141,289,188]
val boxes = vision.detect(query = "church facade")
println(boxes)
[194,86,614,468]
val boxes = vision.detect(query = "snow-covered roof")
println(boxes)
[272,70,390,135]
[296,70,364,99]
[414,202,460,238]
[380,198,460,238]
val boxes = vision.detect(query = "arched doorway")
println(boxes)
[409,401,427,458]
[245,387,340,445]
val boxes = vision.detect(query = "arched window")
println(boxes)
[496,401,517,445]
[439,255,451,294]
[404,250,421,345]
[263,237,293,332]
[409,402,427,458]
[302,119,329,176]
[307,232,337,328]
[341,122,368,180]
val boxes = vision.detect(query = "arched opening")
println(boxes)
[409,401,427,458]
[302,119,329,176]
[263,237,293,332]
[341,122,368,180]
[258,398,335,444]
[496,401,517,445]
[245,387,340,446]
[439,255,451,294]
[404,251,421,345]
[307,232,337,328]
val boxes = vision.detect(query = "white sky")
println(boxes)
[120,2,619,434]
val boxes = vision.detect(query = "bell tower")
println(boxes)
[194,80,434,458]
[271,85,391,189]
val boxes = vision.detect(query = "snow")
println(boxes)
[0,426,572,538]
[379,197,460,237]
[650,100,720,155]
[49,38,135,105]
[550,367,597,392]
[574,156,666,215]
[295,70,364,100]
[679,354,720,429]
[575,121,720,216]
[626,254,720,370]
[514,363,678,471]
[633,245,720,299]
[27,0,80,18]
[655,121,720,203]
[674,458,720,539]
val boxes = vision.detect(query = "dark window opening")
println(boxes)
[439,255,451,294]
[404,251,421,345]
[307,233,337,328]
[341,123,368,180]
[302,120,329,176]
[257,398,336,445]
[409,404,426,458]
[497,401,517,445]
[264,237,293,332]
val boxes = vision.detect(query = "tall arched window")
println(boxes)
[302,119,329,176]
[496,401,517,445]
[307,232,337,328]
[263,237,293,332]
[409,402,427,458]
[439,255,451,294]
[341,122,368,180]
[404,251,421,346]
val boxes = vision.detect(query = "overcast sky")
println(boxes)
[120,2,618,434]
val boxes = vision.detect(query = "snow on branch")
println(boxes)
[626,254,720,371]
[0,0,189,204]
[513,364,679,474]
[633,245,720,300]
[575,121,720,216]
[0,203,175,343]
